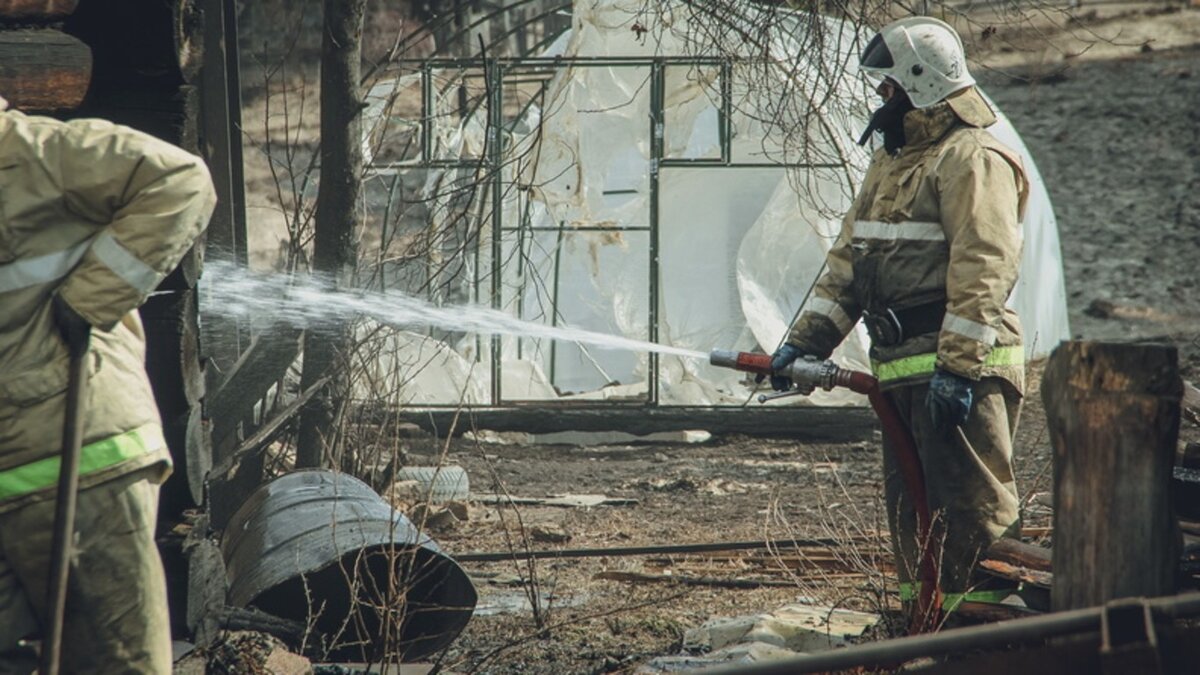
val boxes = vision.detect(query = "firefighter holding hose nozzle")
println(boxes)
[772,17,1029,614]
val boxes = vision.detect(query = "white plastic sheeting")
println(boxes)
[370,0,1069,406]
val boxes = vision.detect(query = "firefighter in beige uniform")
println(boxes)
[0,97,215,672]
[771,18,1029,606]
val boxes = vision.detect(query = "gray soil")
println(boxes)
[981,45,1200,379]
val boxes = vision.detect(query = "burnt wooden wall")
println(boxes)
[49,0,246,524]
[0,0,245,632]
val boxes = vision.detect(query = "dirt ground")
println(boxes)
[227,3,1200,673]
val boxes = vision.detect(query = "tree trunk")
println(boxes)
[295,0,366,468]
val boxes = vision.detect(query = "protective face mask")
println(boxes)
[857,90,915,155]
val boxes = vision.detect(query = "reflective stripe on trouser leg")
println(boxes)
[882,378,1022,594]
[872,345,1024,384]
[898,582,1018,612]
[0,424,166,501]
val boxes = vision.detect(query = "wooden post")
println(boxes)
[1042,341,1181,611]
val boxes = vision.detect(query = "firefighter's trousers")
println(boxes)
[882,377,1022,604]
[0,466,171,674]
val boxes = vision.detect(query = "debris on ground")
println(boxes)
[176,631,312,675]
[681,603,880,654]
[634,641,802,673]
[408,502,463,531]
[530,523,573,543]
[471,493,639,507]
[628,476,759,495]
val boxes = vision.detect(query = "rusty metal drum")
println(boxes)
[221,470,476,661]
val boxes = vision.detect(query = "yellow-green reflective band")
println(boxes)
[873,345,1024,383]
[0,423,166,501]
[898,582,1018,610]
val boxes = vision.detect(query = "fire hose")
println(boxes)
[709,349,942,633]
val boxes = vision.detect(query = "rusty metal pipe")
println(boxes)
[696,593,1200,675]
[709,349,941,632]
[454,537,858,562]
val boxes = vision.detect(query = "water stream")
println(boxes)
[201,261,708,360]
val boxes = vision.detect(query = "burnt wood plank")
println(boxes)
[0,29,90,111]
[0,0,79,21]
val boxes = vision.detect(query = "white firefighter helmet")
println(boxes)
[859,17,975,109]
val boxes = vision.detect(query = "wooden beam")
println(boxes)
[207,375,328,530]
[984,538,1052,573]
[207,323,304,451]
[399,406,878,441]
[0,30,90,111]
[144,289,208,515]
[1042,341,1181,611]
[0,0,78,21]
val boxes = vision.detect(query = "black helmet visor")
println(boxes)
[860,33,894,69]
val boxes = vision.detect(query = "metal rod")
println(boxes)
[659,160,844,169]
[488,58,503,405]
[720,59,732,163]
[648,60,663,404]
[396,56,732,67]
[697,593,1200,675]
[421,64,432,165]
[500,225,651,232]
[454,536,859,562]
[380,159,842,171]
[384,159,843,171]
[41,328,92,675]
[549,220,564,386]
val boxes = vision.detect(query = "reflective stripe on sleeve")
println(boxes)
[0,240,91,294]
[853,220,945,241]
[91,233,163,295]
[0,423,166,501]
[872,345,1024,383]
[897,582,1018,611]
[806,297,855,335]
[942,312,998,345]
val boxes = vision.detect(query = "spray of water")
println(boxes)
[201,261,708,360]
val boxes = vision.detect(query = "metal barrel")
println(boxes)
[221,470,477,662]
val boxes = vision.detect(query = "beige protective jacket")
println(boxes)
[0,103,215,509]
[788,87,1029,391]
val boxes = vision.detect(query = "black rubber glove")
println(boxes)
[52,295,93,357]
[753,343,817,394]
[926,368,974,435]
